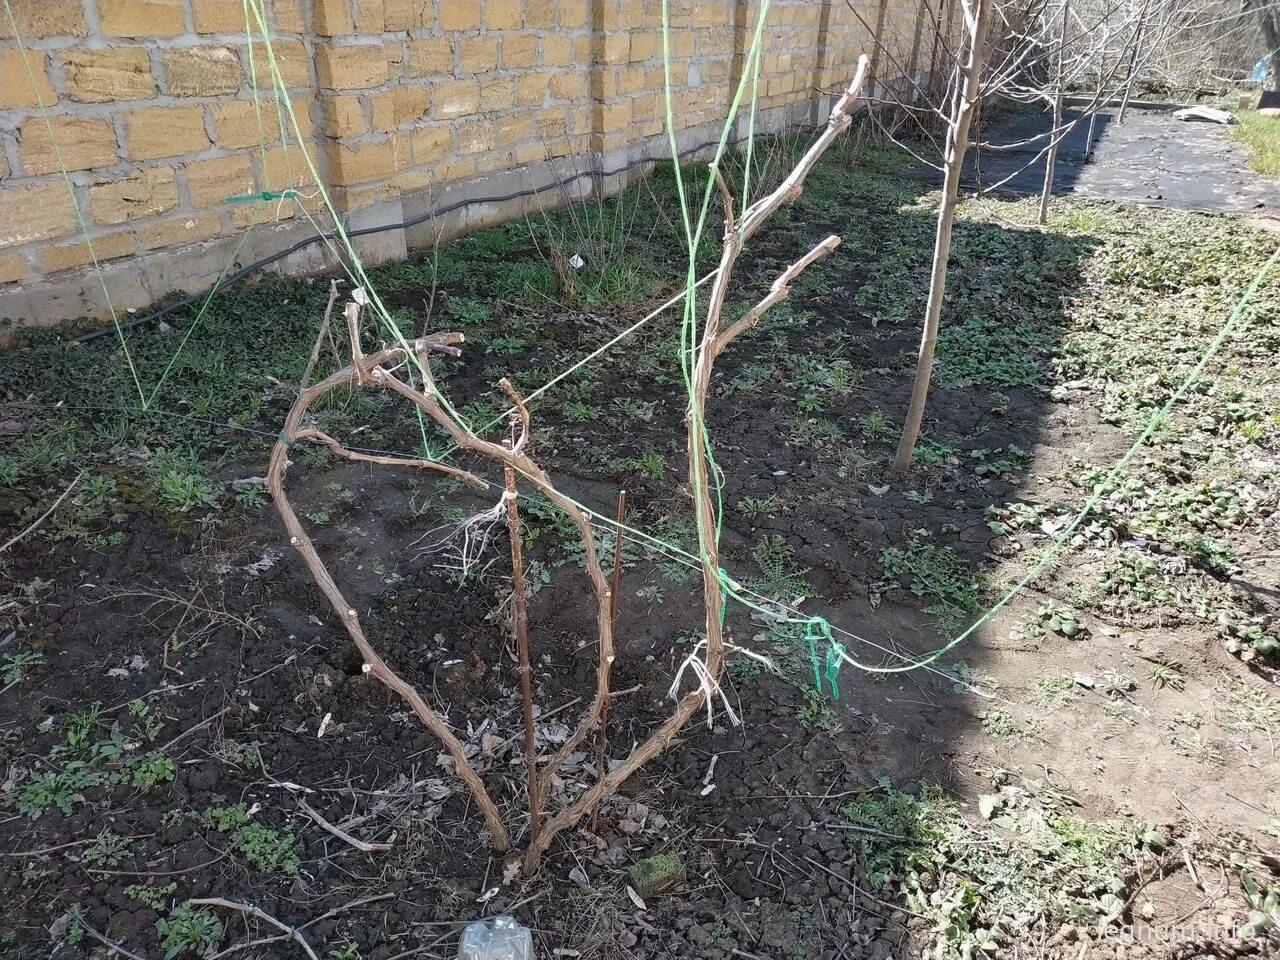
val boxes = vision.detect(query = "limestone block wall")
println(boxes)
[0,0,942,332]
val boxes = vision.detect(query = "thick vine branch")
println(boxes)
[525,55,869,870]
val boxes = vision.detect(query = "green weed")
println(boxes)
[749,534,811,601]
[880,540,981,612]
[157,905,222,959]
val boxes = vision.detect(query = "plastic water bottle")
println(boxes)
[457,916,533,960]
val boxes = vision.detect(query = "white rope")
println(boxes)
[668,638,777,728]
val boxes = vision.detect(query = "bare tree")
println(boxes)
[859,0,1159,472]
[892,0,995,474]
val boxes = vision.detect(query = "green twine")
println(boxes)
[225,189,299,204]
[804,618,843,700]
[277,432,292,446]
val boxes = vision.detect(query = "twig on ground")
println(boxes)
[298,799,394,853]
[188,898,321,960]
[159,706,231,753]
[1,470,83,554]
[76,919,146,960]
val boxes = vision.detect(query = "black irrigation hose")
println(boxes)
[72,127,834,345]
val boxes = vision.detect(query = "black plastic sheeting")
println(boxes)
[966,105,1280,214]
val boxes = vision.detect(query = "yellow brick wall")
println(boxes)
[0,0,934,298]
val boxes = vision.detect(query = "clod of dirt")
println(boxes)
[627,852,686,897]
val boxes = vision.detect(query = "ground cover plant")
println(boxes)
[1,118,1279,960]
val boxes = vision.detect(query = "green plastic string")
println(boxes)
[805,619,825,691]
[802,618,844,699]
[224,189,300,204]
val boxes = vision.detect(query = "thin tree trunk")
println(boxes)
[1117,8,1146,123]
[1039,0,1071,225]
[1258,6,1280,93]
[892,0,993,475]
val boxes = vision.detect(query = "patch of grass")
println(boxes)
[936,315,1051,390]
[1030,674,1077,708]
[1233,110,1280,177]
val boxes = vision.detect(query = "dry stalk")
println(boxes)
[504,465,541,842]
[0,469,83,554]
[267,327,511,851]
[593,488,626,831]
[298,799,394,853]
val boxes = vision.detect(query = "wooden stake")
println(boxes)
[504,465,541,842]
[592,488,626,831]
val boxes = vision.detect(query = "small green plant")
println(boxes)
[787,415,844,446]
[200,804,301,874]
[797,690,838,731]
[1149,661,1185,691]
[749,534,811,601]
[66,913,86,948]
[124,751,177,788]
[858,409,896,443]
[561,399,601,422]
[737,494,780,521]
[150,450,219,513]
[157,905,223,959]
[1012,600,1087,642]
[125,882,177,910]
[328,941,362,960]
[1,650,44,686]
[444,297,493,326]
[13,762,108,817]
[1101,669,1134,699]
[626,451,666,481]
[232,483,267,509]
[1241,873,1280,938]
[1174,733,1224,765]
[980,709,1022,739]
[1030,674,1077,709]
[83,830,134,867]
[967,445,1029,479]
[911,437,957,470]
[881,540,980,612]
